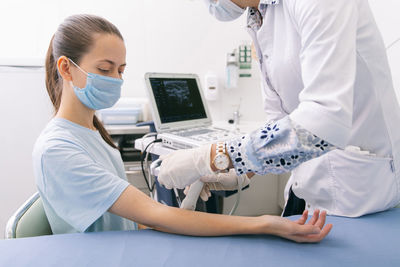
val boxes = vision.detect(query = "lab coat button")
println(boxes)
[294,182,298,186]
[307,204,311,208]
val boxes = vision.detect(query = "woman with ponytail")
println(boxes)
[33,14,331,242]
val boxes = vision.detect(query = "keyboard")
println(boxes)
[160,127,239,149]
[169,127,234,142]
[174,128,215,137]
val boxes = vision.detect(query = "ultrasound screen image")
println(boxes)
[149,78,207,123]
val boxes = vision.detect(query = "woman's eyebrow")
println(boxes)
[97,59,126,67]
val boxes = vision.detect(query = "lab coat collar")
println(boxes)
[248,0,280,31]
[257,0,279,20]
[260,0,280,5]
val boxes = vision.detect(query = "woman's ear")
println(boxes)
[57,56,73,81]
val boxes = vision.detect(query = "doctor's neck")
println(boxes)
[230,0,260,8]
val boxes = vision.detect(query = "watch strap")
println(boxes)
[213,142,229,172]
[216,142,226,155]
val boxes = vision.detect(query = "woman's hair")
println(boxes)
[45,14,123,149]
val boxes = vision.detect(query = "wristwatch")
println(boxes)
[212,142,230,172]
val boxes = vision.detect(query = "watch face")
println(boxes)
[214,154,230,170]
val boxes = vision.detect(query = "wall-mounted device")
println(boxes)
[204,72,219,101]
[226,50,238,89]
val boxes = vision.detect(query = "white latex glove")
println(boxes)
[184,169,251,201]
[184,185,212,202]
[158,144,214,189]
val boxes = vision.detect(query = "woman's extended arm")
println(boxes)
[109,185,332,242]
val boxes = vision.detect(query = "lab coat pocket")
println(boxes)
[289,153,336,213]
[329,149,398,217]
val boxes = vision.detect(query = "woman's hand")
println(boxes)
[262,210,333,243]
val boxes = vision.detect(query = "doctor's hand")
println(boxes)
[157,144,214,189]
[263,210,333,243]
[184,169,252,201]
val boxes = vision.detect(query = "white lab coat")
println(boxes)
[249,0,400,217]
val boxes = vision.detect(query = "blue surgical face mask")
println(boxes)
[204,0,246,21]
[69,58,123,110]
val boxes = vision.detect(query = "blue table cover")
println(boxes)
[1,208,400,267]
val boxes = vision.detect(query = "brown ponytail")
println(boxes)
[93,116,117,148]
[45,35,62,112]
[45,14,124,149]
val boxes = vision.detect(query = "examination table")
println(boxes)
[1,208,399,266]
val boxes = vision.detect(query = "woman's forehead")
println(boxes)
[84,34,126,64]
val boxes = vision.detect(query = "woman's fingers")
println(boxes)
[304,223,333,243]
[294,224,321,235]
[307,209,320,226]
[272,211,332,243]
[291,223,333,243]
[295,210,308,225]
[315,210,327,229]
[320,223,333,239]
[295,209,328,231]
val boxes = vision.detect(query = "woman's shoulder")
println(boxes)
[32,119,84,159]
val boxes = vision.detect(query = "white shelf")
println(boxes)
[105,125,150,135]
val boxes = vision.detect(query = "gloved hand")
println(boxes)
[184,169,251,201]
[157,144,214,189]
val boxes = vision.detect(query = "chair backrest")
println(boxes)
[5,192,52,239]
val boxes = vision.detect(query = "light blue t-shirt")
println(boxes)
[32,118,137,234]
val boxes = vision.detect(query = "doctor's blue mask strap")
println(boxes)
[68,58,89,76]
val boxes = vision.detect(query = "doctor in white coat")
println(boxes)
[158,0,400,217]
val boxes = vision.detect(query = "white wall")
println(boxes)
[0,68,53,237]
[0,0,266,122]
[1,0,400,236]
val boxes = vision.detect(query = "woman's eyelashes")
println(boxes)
[97,68,110,74]
[97,68,124,76]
